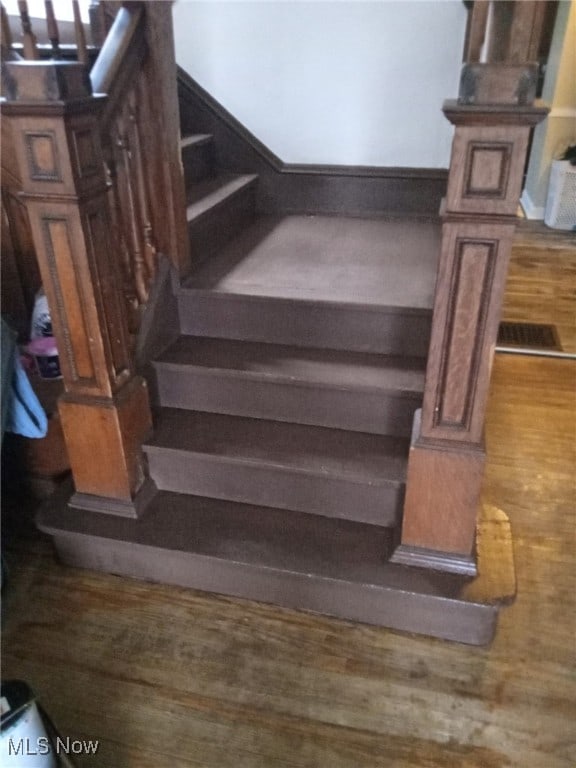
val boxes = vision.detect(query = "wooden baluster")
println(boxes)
[115,102,149,305]
[17,0,38,59]
[88,0,105,45]
[128,85,157,289]
[72,0,88,65]
[104,152,137,321]
[105,128,142,333]
[1,2,14,57]
[44,1,60,59]
[464,0,491,63]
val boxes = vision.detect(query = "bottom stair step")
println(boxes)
[38,483,503,645]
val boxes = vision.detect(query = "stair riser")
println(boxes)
[182,140,215,185]
[189,186,256,265]
[50,532,496,645]
[154,367,421,436]
[178,294,432,357]
[145,448,403,527]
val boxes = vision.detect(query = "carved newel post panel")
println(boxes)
[3,61,152,516]
[393,65,547,575]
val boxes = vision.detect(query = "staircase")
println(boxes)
[7,0,541,646]
[147,125,438,523]
[39,109,503,646]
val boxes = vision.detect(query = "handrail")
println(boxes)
[90,3,143,94]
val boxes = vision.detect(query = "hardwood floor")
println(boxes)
[505,226,576,354]
[2,242,575,768]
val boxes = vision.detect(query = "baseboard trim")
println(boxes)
[69,477,157,520]
[177,67,447,216]
[520,188,545,220]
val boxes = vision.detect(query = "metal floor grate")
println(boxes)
[497,322,562,351]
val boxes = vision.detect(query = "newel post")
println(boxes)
[392,64,547,575]
[2,61,153,516]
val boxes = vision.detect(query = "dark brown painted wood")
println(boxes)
[144,409,408,527]
[36,480,514,646]
[153,336,424,438]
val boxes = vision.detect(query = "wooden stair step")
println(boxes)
[179,214,437,355]
[180,133,213,149]
[186,173,258,264]
[144,409,409,526]
[153,336,425,436]
[37,483,500,646]
[186,173,258,220]
[180,133,215,185]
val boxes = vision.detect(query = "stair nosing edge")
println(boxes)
[178,287,434,317]
[186,174,258,224]
[153,360,424,398]
[143,442,406,487]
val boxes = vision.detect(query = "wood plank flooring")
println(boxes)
[2,241,575,768]
[504,227,576,354]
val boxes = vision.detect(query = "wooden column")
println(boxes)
[392,65,547,575]
[2,61,153,517]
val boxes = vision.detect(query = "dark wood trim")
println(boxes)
[69,476,157,519]
[177,67,448,217]
[177,66,282,171]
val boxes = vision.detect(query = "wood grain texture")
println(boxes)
[3,61,152,503]
[446,125,530,216]
[421,221,515,443]
[59,375,151,503]
[401,96,547,559]
[3,352,575,767]
[400,412,486,557]
[504,240,576,355]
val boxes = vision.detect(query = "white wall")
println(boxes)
[522,0,576,219]
[172,1,468,168]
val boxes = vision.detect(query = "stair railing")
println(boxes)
[392,0,552,574]
[1,1,189,516]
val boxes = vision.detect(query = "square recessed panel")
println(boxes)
[25,131,61,181]
[465,143,511,198]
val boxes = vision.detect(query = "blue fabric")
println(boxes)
[1,319,48,439]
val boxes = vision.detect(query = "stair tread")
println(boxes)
[145,409,409,484]
[155,336,426,395]
[180,133,213,149]
[183,214,440,310]
[186,174,258,220]
[39,486,464,595]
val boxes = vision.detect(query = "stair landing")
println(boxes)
[185,214,440,309]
